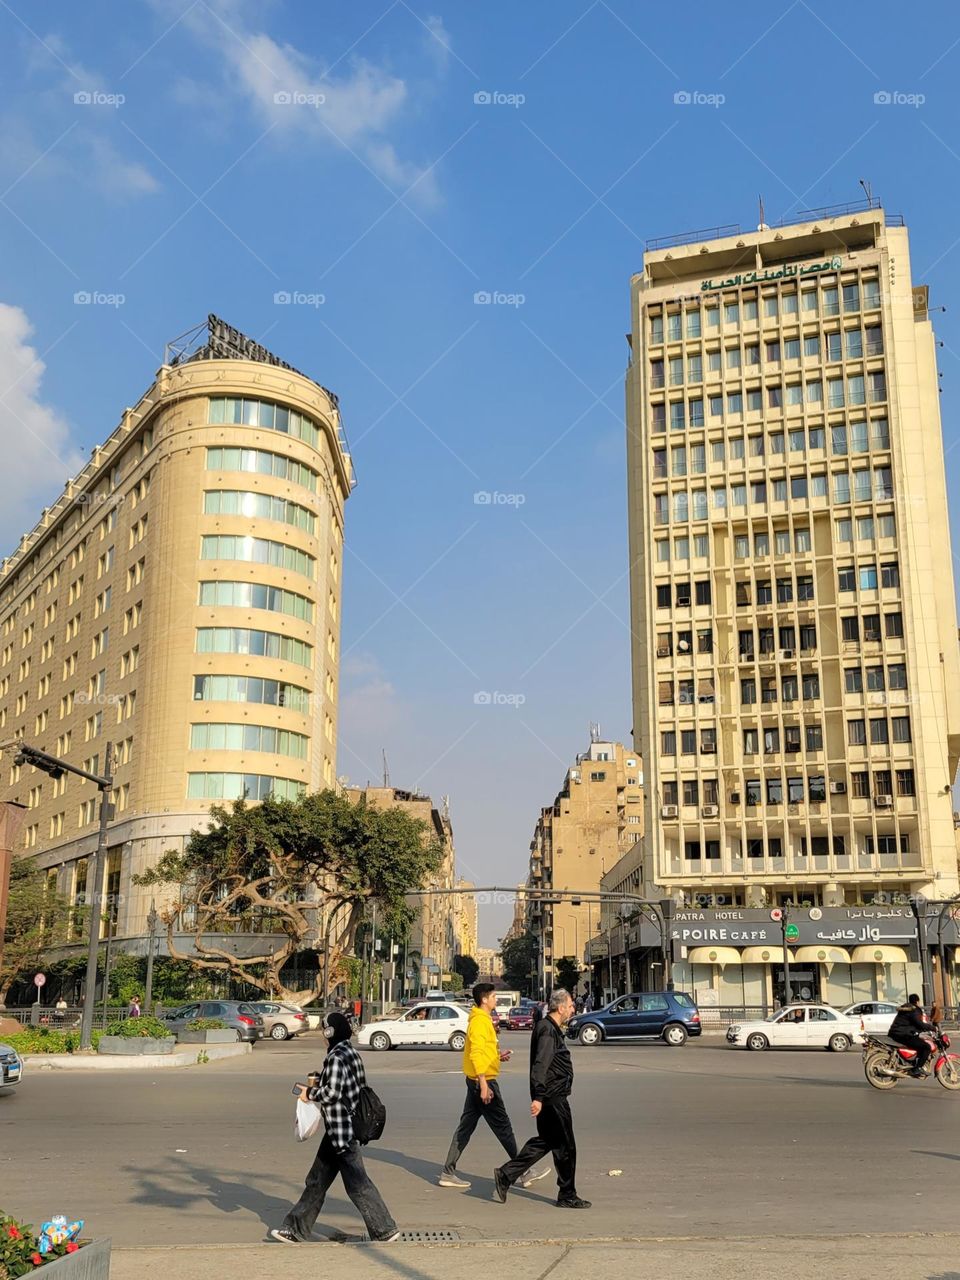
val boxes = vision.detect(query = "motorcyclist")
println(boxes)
[888,993,932,1078]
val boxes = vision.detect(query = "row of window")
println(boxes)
[847,716,912,745]
[189,723,309,758]
[208,397,325,452]
[655,515,898,568]
[192,674,312,712]
[653,468,894,523]
[680,832,909,861]
[653,421,890,476]
[650,326,884,388]
[649,280,882,343]
[198,580,314,622]
[196,627,312,666]
[206,446,320,492]
[651,375,887,431]
[186,772,306,801]
[203,490,316,535]
[736,574,816,606]
[200,535,315,578]
[666,770,913,806]
[837,562,899,592]
[740,672,823,703]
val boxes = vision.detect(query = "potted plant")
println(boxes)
[97,1015,175,1056]
[0,1213,110,1279]
[176,1018,235,1045]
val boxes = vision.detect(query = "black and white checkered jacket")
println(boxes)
[306,1041,365,1152]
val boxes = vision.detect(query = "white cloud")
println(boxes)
[0,304,86,557]
[85,136,160,197]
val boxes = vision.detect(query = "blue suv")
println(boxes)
[567,991,701,1047]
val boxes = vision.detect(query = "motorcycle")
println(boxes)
[862,1023,960,1090]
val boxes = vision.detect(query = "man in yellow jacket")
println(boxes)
[439,983,549,1189]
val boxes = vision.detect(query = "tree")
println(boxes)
[135,790,444,1005]
[453,954,479,987]
[555,956,581,994]
[0,856,69,1005]
[501,932,537,995]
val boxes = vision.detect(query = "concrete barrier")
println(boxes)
[22,1043,253,1070]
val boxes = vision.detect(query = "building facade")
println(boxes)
[0,315,353,958]
[527,739,643,995]
[453,878,479,961]
[625,204,960,1005]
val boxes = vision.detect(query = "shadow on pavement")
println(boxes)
[365,1145,555,1206]
[911,1150,960,1162]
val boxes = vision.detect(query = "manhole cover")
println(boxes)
[374,1230,461,1243]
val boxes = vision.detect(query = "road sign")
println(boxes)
[33,973,46,987]
[769,908,783,921]
[785,924,800,943]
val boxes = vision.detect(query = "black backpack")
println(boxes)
[352,1084,386,1144]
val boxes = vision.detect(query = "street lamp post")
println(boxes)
[144,901,159,1015]
[780,903,792,1006]
[658,897,676,993]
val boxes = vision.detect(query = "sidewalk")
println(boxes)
[110,1232,960,1280]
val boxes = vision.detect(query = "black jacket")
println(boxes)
[889,1003,927,1038]
[529,1015,574,1102]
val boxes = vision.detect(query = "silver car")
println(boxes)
[251,1002,309,1041]
[0,1042,23,1091]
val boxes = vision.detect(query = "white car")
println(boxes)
[842,1001,898,1035]
[357,1002,469,1052]
[726,1004,864,1052]
[0,1042,23,1090]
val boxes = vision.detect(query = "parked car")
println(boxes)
[250,1001,308,1041]
[501,1007,534,1031]
[726,1004,864,1052]
[0,1042,23,1091]
[357,1002,469,1052]
[566,992,702,1047]
[842,1001,898,1035]
[161,1000,265,1043]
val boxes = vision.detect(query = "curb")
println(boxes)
[22,1043,252,1069]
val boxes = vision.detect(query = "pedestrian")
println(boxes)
[272,1012,399,1244]
[583,991,594,1013]
[128,995,142,1019]
[493,988,590,1210]
[439,983,549,1190]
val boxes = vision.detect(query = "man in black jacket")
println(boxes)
[492,988,590,1210]
[888,993,932,1077]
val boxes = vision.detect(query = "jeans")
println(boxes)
[444,1078,518,1173]
[498,1097,577,1201]
[282,1134,396,1240]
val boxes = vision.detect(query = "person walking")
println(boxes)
[439,983,549,1190]
[127,995,142,1019]
[272,1012,398,1244]
[493,988,590,1210]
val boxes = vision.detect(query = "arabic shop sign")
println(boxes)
[626,906,919,950]
[700,256,843,292]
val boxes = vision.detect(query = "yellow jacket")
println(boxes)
[463,1006,500,1080]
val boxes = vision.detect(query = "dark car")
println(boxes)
[501,1007,533,1031]
[566,991,701,1047]
[161,999,265,1043]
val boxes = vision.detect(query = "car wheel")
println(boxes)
[662,1023,688,1047]
[235,1030,244,1043]
[270,1024,289,1041]
[578,1023,602,1046]
[828,1033,850,1053]
[449,1031,466,1051]
[746,1032,769,1051]
[369,1031,391,1052]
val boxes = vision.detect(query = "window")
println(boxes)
[888,664,907,690]
[728,392,743,416]
[763,727,780,755]
[724,301,739,325]
[656,585,672,609]
[863,614,882,641]
[896,769,915,797]
[743,729,758,755]
[860,565,878,590]
[741,678,757,704]
[843,282,860,313]
[842,616,860,642]
[885,612,904,639]
[745,780,762,806]
[682,779,699,806]
[680,730,697,756]
[686,310,702,339]
[650,315,663,344]
[200,535,314,578]
[802,290,819,314]
[869,717,889,745]
[790,477,807,500]
[186,773,305,802]
[851,771,870,798]
[787,776,805,803]
[661,731,676,755]
[806,723,823,751]
[802,673,820,701]
[662,781,678,807]
[670,402,686,431]
[880,562,900,589]
[848,719,866,746]
[726,346,742,370]
[845,667,863,693]
[652,403,666,432]
[892,716,912,743]
[766,777,782,804]
[776,577,793,604]
[667,312,682,342]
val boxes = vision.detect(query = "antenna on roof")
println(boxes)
[590,722,601,743]
[757,194,769,231]
[859,178,874,208]
[382,749,390,788]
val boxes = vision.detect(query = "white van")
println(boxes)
[494,991,521,1014]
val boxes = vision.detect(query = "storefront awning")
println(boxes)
[794,945,852,966]
[688,946,742,967]
[851,945,910,965]
[740,945,794,964]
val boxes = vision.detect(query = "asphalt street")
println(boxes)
[4,1031,960,1250]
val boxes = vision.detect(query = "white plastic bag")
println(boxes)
[295,1097,323,1142]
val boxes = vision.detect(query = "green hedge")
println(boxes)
[3,1027,102,1054]
[103,1015,173,1039]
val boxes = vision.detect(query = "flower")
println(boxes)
[7,1227,21,1240]
[30,1254,42,1266]
[65,1245,79,1254]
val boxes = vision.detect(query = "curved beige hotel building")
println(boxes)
[0,316,354,954]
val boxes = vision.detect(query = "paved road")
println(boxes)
[4,1032,960,1250]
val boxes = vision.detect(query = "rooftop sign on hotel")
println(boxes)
[700,255,843,292]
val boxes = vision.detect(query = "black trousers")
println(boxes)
[498,1097,577,1201]
[282,1134,396,1240]
[891,1031,932,1071]
[443,1078,518,1173]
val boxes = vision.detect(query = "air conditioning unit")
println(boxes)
[656,646,671,658]
[701,804,719,818]
[701,741,717,753]
[780,649,795,659]
[661,804,679,818]
[830,780,847,795]
[875,794,893,807]
[730,791,741,805]
[677,596,691,608]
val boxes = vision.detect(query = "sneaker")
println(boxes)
[492,1168,510,1203]
[557,1197,592,1209]
[372,1229,401,1243]
[438,1172,471,1188]
[519,1166,551,1189]
[270,1229,301,1244]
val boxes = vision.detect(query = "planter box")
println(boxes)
[41,1239,111,1280]
[98,1036,175,1056]
[176,1029,236,1044]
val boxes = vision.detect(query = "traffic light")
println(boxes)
[13,744,66,780]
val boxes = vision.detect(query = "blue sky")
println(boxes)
[2,1,959,945]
